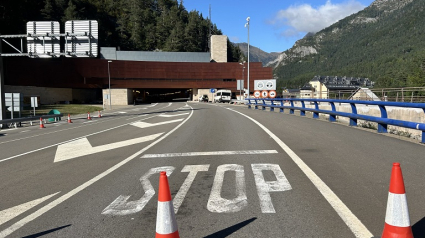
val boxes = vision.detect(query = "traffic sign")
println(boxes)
[254,91,261,98]
[254,79,276,90]
[210,88,216,93]
[269,90,277,98]
[261,90,269,98]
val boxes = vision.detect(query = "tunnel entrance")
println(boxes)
[132,88,192,103]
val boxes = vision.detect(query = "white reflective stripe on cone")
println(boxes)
[156,201,178,234]
[385,192,410,227]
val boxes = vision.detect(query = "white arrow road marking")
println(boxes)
[131,119,183,129]
[54,133,163,162]
[141,150,278,158]
[0,192,59,226]
[159,113,189,118]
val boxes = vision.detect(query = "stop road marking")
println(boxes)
[102,163,292,216]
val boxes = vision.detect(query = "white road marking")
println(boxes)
[159,113,189,118]
[54,133,163,162]
[20,130,30,133]
[173,165,210,214]
[117,112,127,114]
[207,164,248,213]
[251,164,292,213]
[0,192,59,226]
[0,114,159,163]
[227,108,373,237]
[141,150,278,158]
[0,106,194,237]
[131,119,183,129]
[102,167,175,216]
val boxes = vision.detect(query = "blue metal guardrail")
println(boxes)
[246,98,425,143]
[0,114,63,129]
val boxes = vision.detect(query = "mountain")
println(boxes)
[272,0,425,89]
[234,43,281,66]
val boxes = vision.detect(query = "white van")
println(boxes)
[214,89,232,103]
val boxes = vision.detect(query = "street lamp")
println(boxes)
[108,60,112,110]
[245,17,250,98]
[239,61,246,99]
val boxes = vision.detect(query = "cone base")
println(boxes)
[382,223,413,238]
[155,230,180,238]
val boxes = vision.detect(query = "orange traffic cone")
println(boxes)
[381,163,413,238]
[155,171,180,238]
[39,117,45,128]
[87,111,92,120]
[98,110,102,118]
[67,114,73,123]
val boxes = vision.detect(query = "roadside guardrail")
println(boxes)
[246,98,425,143]
[0,114,63,129]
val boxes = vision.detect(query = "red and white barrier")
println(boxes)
[381,163,413,238]
[156,171,180,238]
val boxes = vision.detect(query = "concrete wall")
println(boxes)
[102,88,133,106]
[5,85,72,104]
[211,35,228,63]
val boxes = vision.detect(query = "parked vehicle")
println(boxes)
[214,89,232,103]
[199,95,209,102]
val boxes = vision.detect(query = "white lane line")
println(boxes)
[0,106,194,237]
[0,192,59,226]
[141,150,278,158]
[159,113,189,118]
[227,108,373,238]
[0,114,160,163]
[131,119,183,129]
[20,130,30,133]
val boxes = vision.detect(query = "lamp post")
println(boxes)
[245,17,250,98]
[108,60,112,110]
[239,61,245,100]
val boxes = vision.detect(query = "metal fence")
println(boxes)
[246,98,425,143]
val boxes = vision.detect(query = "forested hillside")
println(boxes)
[0,0,242,61]
[272,0,425,89]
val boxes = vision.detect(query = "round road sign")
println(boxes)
[210,88,216,93]
[254,90,261,98]
[256,81,265,90]
[266,81,274,90]
[269,90,277,98]
[261,90,269,98]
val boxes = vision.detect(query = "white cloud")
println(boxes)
[272,0,366,37]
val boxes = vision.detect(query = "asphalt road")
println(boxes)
[0,102,424,238]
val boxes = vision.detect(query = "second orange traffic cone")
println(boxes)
[67,114,73,123]
[87,111,92,120]
[155,171,180,238]
[381,163,413,238]
[98,110,102,118]
[39,117,45,128]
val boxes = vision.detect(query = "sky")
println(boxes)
[182,0,375,53]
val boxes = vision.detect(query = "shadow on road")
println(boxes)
[21,224,71,238]
[413,216,425,237]
[203,217,257,238]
